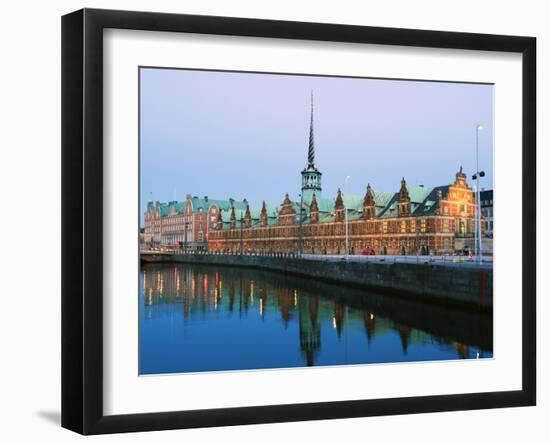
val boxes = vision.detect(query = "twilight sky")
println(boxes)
[140,67,493,221]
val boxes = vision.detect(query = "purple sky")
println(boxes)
[140,67,493,222]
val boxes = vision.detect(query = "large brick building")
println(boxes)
[207,170,478,255]
[207,96,480,256]
[143,195,247,250]
[144,96,483,256]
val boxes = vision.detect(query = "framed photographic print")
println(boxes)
[61,8,536,434]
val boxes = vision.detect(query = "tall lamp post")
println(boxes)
[184,220,188,252]
[344,175,351,259]
[472,124,485,264]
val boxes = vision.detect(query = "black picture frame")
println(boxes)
[62,8,536,435]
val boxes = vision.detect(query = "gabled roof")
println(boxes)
[205,198,247,211]
[148,175,467,230]
[373,191,394,210]
[145,196,247,217]
[378,185,435,218]
[313,196,335,213]
[414,185,449,216]
[159,201,182,217]
[219,203,281,228]
[342,195,364,211]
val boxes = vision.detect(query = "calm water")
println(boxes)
[139,263,492,375]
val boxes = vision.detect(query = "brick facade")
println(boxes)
[207,169,478,256]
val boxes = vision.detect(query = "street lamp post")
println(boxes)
[415,221,420,262]
[473,124,484,264]
[184,219,188,252]
[240,213,244,255]
[344,175,351,259]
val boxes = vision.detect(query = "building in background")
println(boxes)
[208,97,481,256]
[480,189,493,238]
[143,195,247,251]
[144,96,487,256]
[208,168,478,256]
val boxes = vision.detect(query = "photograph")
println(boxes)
[0,0,542,439]
[139,67,494,375]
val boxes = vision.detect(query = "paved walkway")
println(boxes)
[141,250,493,269]
[300,253,494,269]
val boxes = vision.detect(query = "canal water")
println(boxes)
[140,263,492,375]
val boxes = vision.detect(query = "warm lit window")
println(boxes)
[420,219,426,233]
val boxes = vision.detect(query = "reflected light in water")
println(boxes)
[140,263,493,375]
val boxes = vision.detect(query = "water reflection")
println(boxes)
[140,263,492,375]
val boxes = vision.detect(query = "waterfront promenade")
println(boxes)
[141,251,493,310]
[299,253,492,268]
[141,251,493,268]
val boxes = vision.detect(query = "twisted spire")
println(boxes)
[307,91,315,168]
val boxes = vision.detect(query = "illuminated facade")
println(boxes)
[207,169,478,255]
[144,96,481,256]
[207,96,479,256]
[143,194,247,250]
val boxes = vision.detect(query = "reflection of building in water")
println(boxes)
[396,325,412,355]
[333,303,346,338]
[299,295,321,366]
[277,285,295,327]
[363,312,376,343]
[141,265,480,362]
[453,342,471,359]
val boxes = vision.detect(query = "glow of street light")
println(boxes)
[477,124,484,131]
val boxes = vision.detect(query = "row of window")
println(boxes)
[159,231,205,244]
[210,218,451,239]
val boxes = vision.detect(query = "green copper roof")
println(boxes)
[147,179,458,231]
[373,191,394,210]
[315,197,336,213]
[342,195,364,211]
[377,184,445,218]
[145,196,247,217]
